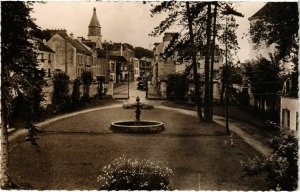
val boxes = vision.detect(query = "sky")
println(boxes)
[31,1,266,62]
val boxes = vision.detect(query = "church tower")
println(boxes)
[88,7,102,48]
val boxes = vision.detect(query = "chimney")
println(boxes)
[120,43,123,56]
[163,33,175,42]
[70,32,74,38]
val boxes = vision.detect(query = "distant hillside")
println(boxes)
[134,47,154,59]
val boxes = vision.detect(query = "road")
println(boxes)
[113,81,147,100]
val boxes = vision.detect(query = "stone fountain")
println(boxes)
[111,96,164,133]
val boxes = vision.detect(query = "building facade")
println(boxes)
[46,30,92,80]
[152,33,177,98]
[36,38,56,78]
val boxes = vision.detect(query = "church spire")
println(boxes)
[89,7,101,28]
[88,7,102,48]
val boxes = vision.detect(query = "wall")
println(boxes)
[158,60,176,81]
[41,80,105,107]
[280,96,299,130]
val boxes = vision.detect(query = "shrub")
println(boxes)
[166,74,188,100]
[241,128,298,190]
[52,72,70,110]
[71,79,81,106]
[81,70,93,99]
[123,102,154,109]
[97,156,173,190]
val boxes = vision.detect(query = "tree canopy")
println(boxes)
[249,2,298,63]
[1,1,45,188]
[134,47,154,59]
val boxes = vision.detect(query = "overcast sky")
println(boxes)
[31,1,265,62]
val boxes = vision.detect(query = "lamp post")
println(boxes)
[225,15,230,135]
[128,62,130,99]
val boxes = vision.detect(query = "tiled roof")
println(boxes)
[58,33,91,55]
[36,39,55,53]
[248,3,270,21]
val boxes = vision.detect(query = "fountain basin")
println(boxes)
[111,120,164,133]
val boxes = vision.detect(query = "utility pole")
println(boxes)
[225,16,230,135]
[128,62,130,99]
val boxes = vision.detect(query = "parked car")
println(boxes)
[137,77,147,91]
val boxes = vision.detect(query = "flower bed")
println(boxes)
[97,156,173,190]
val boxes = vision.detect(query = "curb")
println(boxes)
[8,104,122,143]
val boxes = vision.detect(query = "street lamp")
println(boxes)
[128,62,130,99]
[225,17,229,135]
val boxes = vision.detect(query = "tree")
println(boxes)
[52,72,70,109]
[150,2,243,122]
[241,128,298,190]
[219,64,243,104]
[150,2,209,121]
[71,79,81,106]
[249,2,298,63]
[1,1,45,188]
[81,70,93,100]
[244,56,282,116]
[134,47,154,59]
[249,2,298,95]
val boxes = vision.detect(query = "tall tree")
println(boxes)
[249,2,298,63]
[1,2,45,188]
[249,2,298,96]
[150,2,243,121]
[203,3,212,121]
[150,1,207,121]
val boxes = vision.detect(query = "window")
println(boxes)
[48,68,51,77]
[282,109,290,128]
[48,53,51,62]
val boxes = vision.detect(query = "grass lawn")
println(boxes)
[162,100,278,147]
[9,107,268,190]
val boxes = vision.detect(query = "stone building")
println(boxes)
[108,43,134,83]
[35,38,55,78]
[139,57,153,79]
[133,58,140,81]
[152,33,177,98]
[46,29,92,80]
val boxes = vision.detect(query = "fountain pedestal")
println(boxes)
[111,96,164,133]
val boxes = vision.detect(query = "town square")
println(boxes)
[1,1,298,190]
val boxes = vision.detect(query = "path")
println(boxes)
[156,105,272,156]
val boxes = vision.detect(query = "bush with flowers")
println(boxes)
[241,128,298,190]
[97,156,173,190]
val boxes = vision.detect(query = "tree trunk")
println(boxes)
[204,3,212,121]
[1,105,11,188]
[186,2,203,121]
[209,3,218,121]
